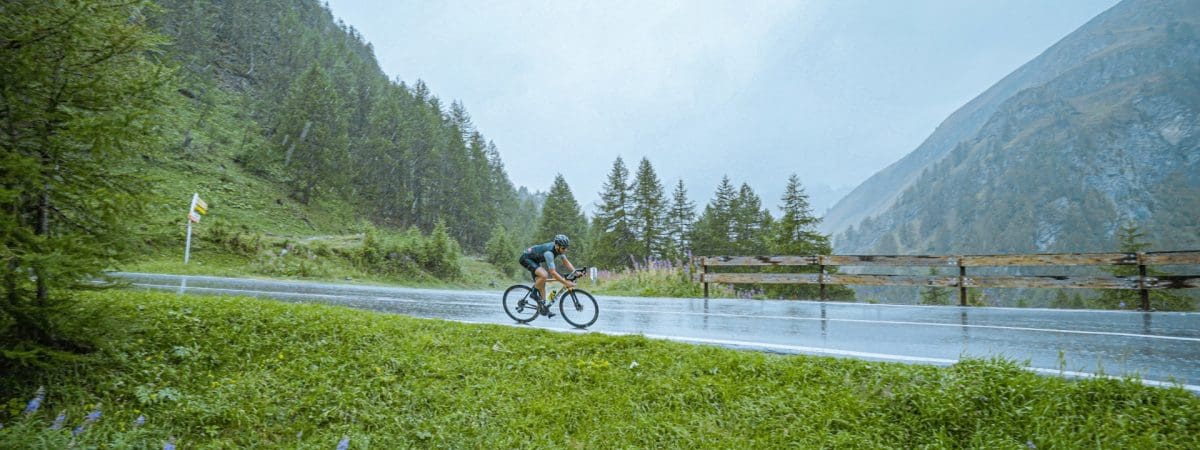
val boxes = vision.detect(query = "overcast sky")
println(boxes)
[324,0,1119,216]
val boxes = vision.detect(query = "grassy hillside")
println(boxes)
[2,291,1198,448]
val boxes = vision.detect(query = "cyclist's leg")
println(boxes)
[533,267,549,300]
[518,255,541,297]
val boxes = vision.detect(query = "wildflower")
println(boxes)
[629,361,639,369]
[337,436,350,450]
[24,386,45,415]
[1026,441,1036,449]
[134,415,146,427]
[51,412,66,430]
[164,436,177,450]
[85,406,101,423]
[73,404,101,436]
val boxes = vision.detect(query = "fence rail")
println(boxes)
[696,250,1200,311]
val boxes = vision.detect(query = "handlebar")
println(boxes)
[564,266,590,282]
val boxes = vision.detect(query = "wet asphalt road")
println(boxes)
[112,272,1200,392]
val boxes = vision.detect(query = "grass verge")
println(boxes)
[3,290,1198,448]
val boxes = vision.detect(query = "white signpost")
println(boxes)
[183,193,208,264]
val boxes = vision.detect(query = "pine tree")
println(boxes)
[691,176,738,256]
[1,1,173,346]
[535,175,588,258]
[1050,290,1071,309]
[666,179,696,260]
[485,224,519,277]
[1094,223,1192,311]
[353,82,408,225]
[919,269,952,305]
[422,219,462,279]
[277,64,350,204]
[459,131,494,251]
[731,183,772,255]
[592,157,638,268]
[773,175,827,255]
[630,158,668,262]
[767,174,851,300]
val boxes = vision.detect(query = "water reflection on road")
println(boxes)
[112,272,1200,391]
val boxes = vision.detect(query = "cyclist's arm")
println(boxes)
[544,251,575,288]
[560,255,576,273]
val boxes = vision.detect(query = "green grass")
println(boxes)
[3,290,1198,448]
[586,265,715,298]
[123,228,522,291]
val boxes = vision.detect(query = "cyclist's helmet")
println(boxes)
[553,234,570,249]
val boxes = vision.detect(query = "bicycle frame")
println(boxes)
[503,267,598,328]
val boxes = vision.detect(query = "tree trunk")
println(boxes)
[36,182,49,306]
[301,179,316,205]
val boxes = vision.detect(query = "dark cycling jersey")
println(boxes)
[522,242,566,271]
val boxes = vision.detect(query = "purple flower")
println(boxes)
[84,407,101,423]
[1026,440,1036,449]
[72,405,101,436]
[24,386,45,415]
[134,415,146,427]
[164,436,177,450]
[51,412,66,430]
[337,436,350,450]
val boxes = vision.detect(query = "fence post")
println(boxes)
[1138,252,1149,311]
[702,258,709,299]
[958,256,968,306]
[818,255,827,301]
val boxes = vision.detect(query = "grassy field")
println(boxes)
[2,290,1198,448]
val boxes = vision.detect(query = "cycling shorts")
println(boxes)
[518,254,541,276]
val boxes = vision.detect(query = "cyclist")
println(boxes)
[518,234,577,313]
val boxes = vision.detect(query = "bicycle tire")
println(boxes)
[503,285,539,323]
[559,288,598,328]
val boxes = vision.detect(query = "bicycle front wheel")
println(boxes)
[559,289,598,328]
[503,285,539,323]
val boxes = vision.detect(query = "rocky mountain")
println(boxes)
[831,0,1200,255]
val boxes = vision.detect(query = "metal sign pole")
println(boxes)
[184,193,198,264]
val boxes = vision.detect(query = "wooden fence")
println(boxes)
[696,250,1200,311]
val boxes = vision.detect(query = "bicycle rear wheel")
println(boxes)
[559,289,598,328]
[503,285,539,323]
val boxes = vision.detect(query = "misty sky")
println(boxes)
[324,0,1119,216]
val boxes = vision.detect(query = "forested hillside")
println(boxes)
[835,0,1200,255]
[147,0,536,251]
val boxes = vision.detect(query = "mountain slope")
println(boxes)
[835,0,1200,254]
[136,0,539,251]
[821,0,1190,239]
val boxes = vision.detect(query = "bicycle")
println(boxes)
[502,267,599,328]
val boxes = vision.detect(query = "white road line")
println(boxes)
[131,282,1200,343]
[601,308,1200,343]
[451,319,1200,394]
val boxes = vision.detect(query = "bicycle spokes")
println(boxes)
[559,289,599,328]
[503,285,541,324]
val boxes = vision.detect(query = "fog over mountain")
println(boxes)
[828,0,1199,255]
